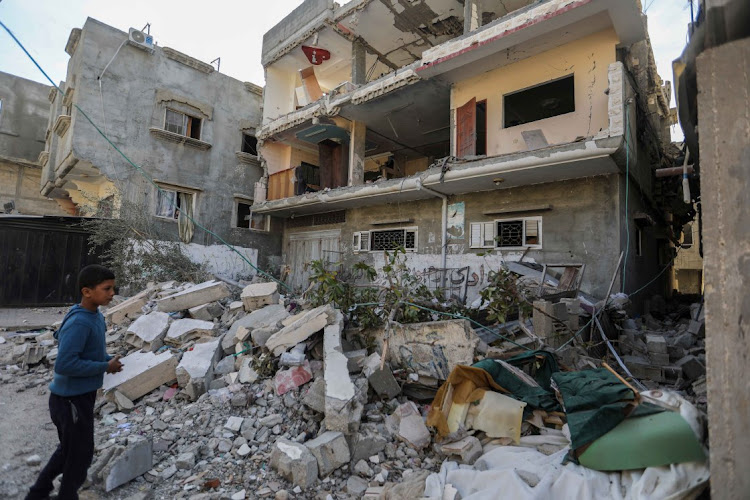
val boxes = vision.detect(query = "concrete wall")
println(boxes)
[0,159,65,215]
[284,174,629,300]
[697,37,750,499]
[261,0,332,65]
[451,28,617,156]
[46,18,282,269]
[0,72,50,162]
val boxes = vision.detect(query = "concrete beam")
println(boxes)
[351,39,367,85]
[463,0,481,34]
[348,120,366,186]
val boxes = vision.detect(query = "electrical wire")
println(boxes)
[621,99,631,293]
[1,19,289,290]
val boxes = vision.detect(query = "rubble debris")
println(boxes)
[124,312,170,352]
[675,355,706,381]
[105,286,155,324]
[175,338,223,400]
[102,350,177,402]
[22,344,46,366]
[237,356,259,384]
[156,280,230,313]
[164,318,215,347]
[301,377,326,413]
[436,435,483,464]
[274,360,313,395]
[226,304,288,354]
[323,311,363,435]
[271,439,319,489]
[265,305,332,356]
[240,281,279,311]
[362,353,400,399]
[387,402,430,450]
[102,437,153,492]
[304,430,351,477]
[188,301,224,321]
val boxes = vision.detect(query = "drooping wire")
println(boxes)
[0,19,289,291]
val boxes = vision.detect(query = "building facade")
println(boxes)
[251,0,676,300]
[0,72,67,216]
[39,18,282,272]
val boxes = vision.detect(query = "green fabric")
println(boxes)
[473,354,665,454]
[551,369,663,451]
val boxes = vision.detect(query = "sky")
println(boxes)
[0,0,692,139]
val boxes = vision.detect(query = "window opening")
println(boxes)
[155,188,192,219]
[236,202,252,228]
[165,108,202,139]
[476,100,487,156]
[241,133,258,155]
[504,75,575,127]
[636,227,643,256]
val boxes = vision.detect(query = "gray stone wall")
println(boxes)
[0,71,50,162]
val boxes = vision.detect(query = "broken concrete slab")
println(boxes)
[224,416,244,433]
[175,338,223,400]
[270,439,318,489]
[302,378,326,413]
[304,431,351,477]
[645,334,668,354]
[156,281,230,313]
[387,402,430,450]
[188,301,224,321]
[344,348,367,373]
[103,438,153,492]
[124,312,170,352]
[103,351,177,402]
[226,304,289,354]
[241,282,279,312]
[351,423,388,463]
[372,320,479,380]
[22,344,46,366]
[104,286,155,325]
[164,319,215,347]
[687,319,705,337]
[362,353,401,399]
[438,436,483,464]
[323,311,362,435]
[265,305,332,356]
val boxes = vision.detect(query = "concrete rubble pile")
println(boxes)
[0,277,709,499]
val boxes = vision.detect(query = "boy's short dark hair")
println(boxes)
[78,264,115,291]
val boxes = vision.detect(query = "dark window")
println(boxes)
[165,108,202,139]
[241,134,258,155]
[476,100,487,156]
[371,229,406,251]
[236,202,252,228]
[504,75,575,128]
[497,220,523,247]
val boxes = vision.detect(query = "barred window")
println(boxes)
[371,229,406,251]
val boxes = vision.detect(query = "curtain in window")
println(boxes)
[156,189,176,218]
[177,192,194,243]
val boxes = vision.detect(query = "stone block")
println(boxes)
[270,439,318,489]
[175,338,223,400]
[156,281,230,313]
[390,402,430,450]
[304,431,351,477]
[351,424,388,463]
[302,377,326,413]
[265,305,332,356]
[238,357,259,384]
[673,332,696,350]
[645,334,668,354]
[363,354,400,399]
[188,301,223,321]
[104,287,154,325]
[164,319,215,347]
[241,282,279,312]
[175,452,195,470]
[124,312,170,352]
[676,355,706,381]
[438,436,483,464]
[649,352,670,366]
[103,351,177,402]
[22,344,46,366]
[687,319,705,337]
[104,438,153,492]
[622,355,664,382]
[224,416,244,433]
[344,349,367,373]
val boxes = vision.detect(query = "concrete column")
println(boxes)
[463,0,481,34]
[351,39,366,85]
[697,37,750,499]
[348,121,366,186]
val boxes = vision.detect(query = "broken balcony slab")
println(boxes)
[102,350,177,402]
[124,312,171,352]
[164,318,215,347]
[241,282,279,312]
[227,304,289,349]
[156,280,230,313]
[104,286,156,325]
[372,319,479,380]
[188,301,224,321]
[103,437,153,492]
[265,305,333,356]
[175,338,223,400]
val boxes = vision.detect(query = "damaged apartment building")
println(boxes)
[251,0,679,300]
[38,18,282,272]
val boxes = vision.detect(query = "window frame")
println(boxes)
[232,196,270,232]
[502,74,575,129]
[154,186,196,221]
[353,226,418,253]
[164,107,202,140]
[469,216,543,250]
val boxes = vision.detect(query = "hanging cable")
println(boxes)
[621,97,633,293]
[0,19,290,291]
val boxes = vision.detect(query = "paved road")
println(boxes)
[0,307,70,331]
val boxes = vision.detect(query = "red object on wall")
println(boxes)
[302,45,331,65]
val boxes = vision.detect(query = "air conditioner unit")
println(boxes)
[128,28,154,51]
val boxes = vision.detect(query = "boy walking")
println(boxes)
[26,265,123,500]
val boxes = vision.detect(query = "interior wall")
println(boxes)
[451,28,617,156]
[263,66,297,124]
[263,142,292,175]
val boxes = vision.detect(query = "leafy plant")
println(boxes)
[479,267,533,324]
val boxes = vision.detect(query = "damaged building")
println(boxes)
[38,18,281,272]
[251,0,677,301]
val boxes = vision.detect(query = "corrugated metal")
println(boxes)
[0,216,103,306]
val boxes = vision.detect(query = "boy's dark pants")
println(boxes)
[26,391,96,500]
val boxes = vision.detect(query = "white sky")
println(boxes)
[1,0,691,139]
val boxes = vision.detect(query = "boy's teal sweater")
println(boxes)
[49,304,112,397]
